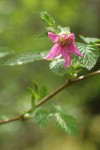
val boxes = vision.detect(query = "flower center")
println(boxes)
[59,35,71,46]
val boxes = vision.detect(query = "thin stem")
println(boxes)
[36,70,100,107]
[0,70,100,125]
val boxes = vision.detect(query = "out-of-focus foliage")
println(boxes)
[0,0,100,150]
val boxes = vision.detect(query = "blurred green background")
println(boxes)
[0,0,100,150]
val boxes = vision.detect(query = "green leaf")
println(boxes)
[28,86,36,98]
[0,47,14,59]
[51,105,79,136]
[40,11,56,27]
[51,105,63,113]
[31,80,39,93]
[34,105,79,136]
[55,113,79,136]
[28,80,48,110]
[34,109,52,127]
[80,35,100,44]
[38,86,48,100]
[75,43,99,70]
[28,81,39,109]
[46,27,57,33]
[57,26,70,34]
[4,51,48,66]
[40,50,49,58]
[49,59,67,76]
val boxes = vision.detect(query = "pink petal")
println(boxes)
[44,43,62,60]
[72,42,83,56]
[66,43,74,53]
[48,32,59,42]
[69,33,75,40]
[62,47,72,68]
[66,42,82,57]
[64,33,75,41]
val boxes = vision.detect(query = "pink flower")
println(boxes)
[44,32,82,68]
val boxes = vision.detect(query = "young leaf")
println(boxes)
[38,86,48,100]
[55,113,79,136]
[28,81,48,102]
[75,43,99,70]
[40,11,56,27]
[80,35,100,44]
[49,59,67,76]
[28,84,38,111]
[4,51,48,66]
[34,109,52,127]
[31,81,39,93]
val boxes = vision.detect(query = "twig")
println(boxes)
[0,70,100,125]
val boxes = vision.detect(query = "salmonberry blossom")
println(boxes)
[44,32,83,68]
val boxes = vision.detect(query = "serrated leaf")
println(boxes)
[51,105,79,136]
[80,35,100,44]
[51,105,63,113]
[34,109,52,127]
[49,59,66,76]
[0,47,14,58]
[55,113,79,136]
[4,51,48,66]
[75,43,99,70]
[34,105,79,136]
[40,11,56,27]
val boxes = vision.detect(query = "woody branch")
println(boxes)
[0,70,100,125]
